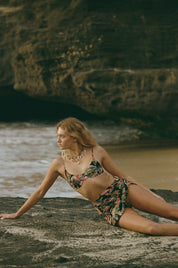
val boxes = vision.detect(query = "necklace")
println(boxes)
[64,148,86,165]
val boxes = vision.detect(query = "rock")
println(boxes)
[0,192,178,267]
[0,0,178,125]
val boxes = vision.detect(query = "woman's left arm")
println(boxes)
[99,146,140,184]
[98,146,165,201]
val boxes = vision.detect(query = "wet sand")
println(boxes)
[105,143,178,191]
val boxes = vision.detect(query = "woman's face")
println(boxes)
[57,127,76,150]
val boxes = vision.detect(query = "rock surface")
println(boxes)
[0,190,178,267]
[0,0,178,125]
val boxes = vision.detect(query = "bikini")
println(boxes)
[64,148,104,190]
[64,147,134,226]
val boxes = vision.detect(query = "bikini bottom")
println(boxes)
[92,177,135,226]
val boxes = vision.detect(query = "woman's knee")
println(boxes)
[146,222,160,235]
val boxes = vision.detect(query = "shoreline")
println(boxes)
[1,188,178,201]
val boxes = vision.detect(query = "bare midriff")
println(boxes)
[77,172,115,202]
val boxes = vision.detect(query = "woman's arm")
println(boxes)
[98,146,165,201]
[97,146,136,181]
[0,158,61,219]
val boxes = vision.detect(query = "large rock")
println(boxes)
[0,191,178,267]
[0,0,178,122]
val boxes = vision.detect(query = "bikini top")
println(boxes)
[64,148,104,190]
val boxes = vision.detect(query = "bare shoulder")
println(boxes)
[93,145,108,160]
[93,145,106,154]
[52,156,63,165]
[49,156,64,174]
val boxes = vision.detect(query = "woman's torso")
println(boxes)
[60,147,115,202]
[77,172,114,202]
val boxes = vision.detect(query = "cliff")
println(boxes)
[0,190,178,267]
[0,0,178,135]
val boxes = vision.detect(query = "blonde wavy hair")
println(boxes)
[56,117,98,148]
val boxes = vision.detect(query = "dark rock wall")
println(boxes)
[0,0,178,122]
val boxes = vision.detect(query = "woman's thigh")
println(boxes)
[127,184,178,220]
[118,207,157,234]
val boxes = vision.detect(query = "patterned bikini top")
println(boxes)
[64,148,104,190]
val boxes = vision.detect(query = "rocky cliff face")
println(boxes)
[0,0,178,129]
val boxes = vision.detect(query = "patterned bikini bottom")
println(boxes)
[92,177,135,226]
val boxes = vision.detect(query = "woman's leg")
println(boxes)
[127,184,178,221]
[119,208,178,235]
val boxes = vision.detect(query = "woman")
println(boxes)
[1,117,178,235]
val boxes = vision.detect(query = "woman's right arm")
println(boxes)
[0,158,61,220]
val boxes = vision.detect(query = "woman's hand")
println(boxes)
[0,213,18,220]
[0,159,61,220]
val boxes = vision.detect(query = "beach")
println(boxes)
[0,193,178,267]
[1,121,178,199]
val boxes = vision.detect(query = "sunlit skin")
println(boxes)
[1,127,178,236]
